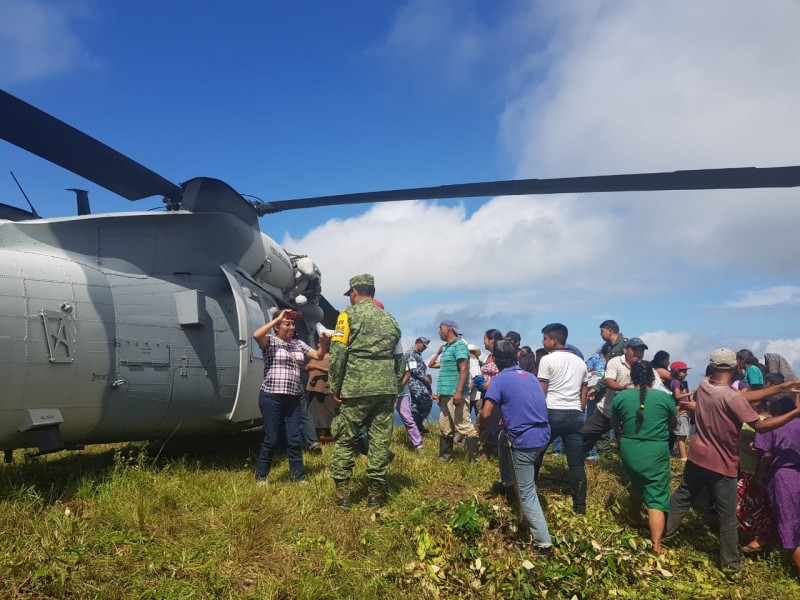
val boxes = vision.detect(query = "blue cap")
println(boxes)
[625,337,648,349]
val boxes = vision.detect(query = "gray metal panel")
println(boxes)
[0,251,110,449]
[175,289,205,326]
[40,309,77,363]
[118,339,170,366]
[0,315,25,339]
[23,279,74,301]
[18,408,64,431]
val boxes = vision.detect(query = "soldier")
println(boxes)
[406,336,433,434]
[329,274,404,509]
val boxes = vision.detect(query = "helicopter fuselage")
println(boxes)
[0,178,321,453]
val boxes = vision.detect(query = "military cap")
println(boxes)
[343,273,375,295]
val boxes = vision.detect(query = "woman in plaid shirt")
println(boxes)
[253,309,330,484]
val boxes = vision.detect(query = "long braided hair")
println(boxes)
[630,360,655,429]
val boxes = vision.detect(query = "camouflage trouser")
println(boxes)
[408,380,433,426]
[331,394,395,487]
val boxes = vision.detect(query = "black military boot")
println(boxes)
[367,481,385,508]
[334,479,351,510]
[465,436,479,464]
[439,435,454,462]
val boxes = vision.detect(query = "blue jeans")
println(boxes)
[584,399,600,459]
[497,432,552,548]
[665,461,740,571]
[255,391,305,481]
[511,443,552,548]
[534,409,587,513]
[498,429,513,484]
[299,391,319,446]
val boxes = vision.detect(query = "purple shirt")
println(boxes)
[754,418,800,471]
[485,365,550,449]
[670,378,689,412]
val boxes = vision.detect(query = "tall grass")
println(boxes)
[0,429,797,599]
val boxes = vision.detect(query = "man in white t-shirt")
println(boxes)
[582,337,648,455]
[534,323,589,514]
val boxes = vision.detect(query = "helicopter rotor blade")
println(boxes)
[256,165,800,214]
[0,89,182,202]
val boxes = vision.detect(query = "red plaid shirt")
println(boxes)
[260,335,312,395]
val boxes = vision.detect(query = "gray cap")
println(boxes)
[440,319,462,336]
[415,336,430,346]
[709,348,737,370]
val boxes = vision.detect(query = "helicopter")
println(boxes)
[1,88,800,458]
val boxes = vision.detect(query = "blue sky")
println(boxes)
[2,1,800,384]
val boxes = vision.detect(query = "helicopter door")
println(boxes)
[220,263,278,423]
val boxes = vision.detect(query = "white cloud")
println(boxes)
[639,330,800,383]
[727,286,800,308]
[302,3,800,298]
[370,0,484,86]
[639,330,714,382]
[0,0,99,84]
[640,330,691,360]
[285,195,635,301]
[503,2,800,175]
[499,1,800,276]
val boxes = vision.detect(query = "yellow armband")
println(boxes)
[332,311,350,345]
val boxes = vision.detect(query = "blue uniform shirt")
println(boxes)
[485,365,550,449]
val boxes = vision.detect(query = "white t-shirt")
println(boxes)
[469,356,482,379]
[651,373,670,395]
[601,356,670,414]
[537,350,589,410]
[601,355,631,415]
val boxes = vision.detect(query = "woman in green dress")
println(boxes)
[611,360,678,554]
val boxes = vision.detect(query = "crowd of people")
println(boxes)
[252,273,800,576]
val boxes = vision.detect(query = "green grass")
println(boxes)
[0,430,798,599]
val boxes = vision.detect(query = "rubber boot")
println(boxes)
[367,480,385,508]
[465,437,479,464]
[334,478,351,510]
[439,435,454,462]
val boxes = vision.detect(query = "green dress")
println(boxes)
[611,388,677,511]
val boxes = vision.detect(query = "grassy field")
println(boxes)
[0,429,798,599]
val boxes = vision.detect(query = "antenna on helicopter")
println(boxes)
[9,171,41,218]
[66,188,91,215]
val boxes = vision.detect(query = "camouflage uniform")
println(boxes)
[405,346,433,430]
[329,275,403,502]
[593,332,628,404]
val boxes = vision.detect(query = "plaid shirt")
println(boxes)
[260,335,312,396]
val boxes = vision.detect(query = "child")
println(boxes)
[669,361,695,462]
